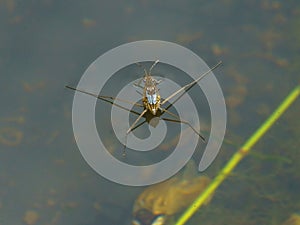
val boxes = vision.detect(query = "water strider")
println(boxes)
[66,60,222,154]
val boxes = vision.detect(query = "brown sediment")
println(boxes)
[50,211,62,225]
[261,0,282,11]
[63,104,72,119]
[46,130,60,144]
[160,132,180,151]
[176,32,202,45]
[49,189,57,195]
[226,86,248,109]
[227,109,241,127]
[81,18,96,28]
[22,81,46,93]
[160,127,194,151]
[226,67,248,105]
[226,67,249,85]
[93,202,102,211]
[0,127,23,146]
[282,214,300,225]
[273,13,287,24]
[1,116,25,124]
[133,169,211,216]
[124,6,134,15]
[9,15,22,24]
[241,51,289,68]
[62,201,78,209]
[47,199,56,207]
[211,43,228,56]
[259,29,282,51]
[256,103,271,116]
[53,159,65,165]
[0,0,15,12]
[254,52,289,67]
[23,210,39,225]
[226,95,243,109]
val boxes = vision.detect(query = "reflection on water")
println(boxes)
[0,1,299,225]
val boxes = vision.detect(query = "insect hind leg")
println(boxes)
[160,107,205,142]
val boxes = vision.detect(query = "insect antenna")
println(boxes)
[148,59,159,75]
[134,60,159,88]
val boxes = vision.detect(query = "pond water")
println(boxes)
[0,0,299,225]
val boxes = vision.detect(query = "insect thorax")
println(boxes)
[142,75,161,115]
[143,91,161,115]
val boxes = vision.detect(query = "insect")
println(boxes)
[132,160,212,225]
[66,60,222,153]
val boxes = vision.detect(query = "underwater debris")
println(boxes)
[46,199,56,207]
[46,130,60,145]
[0,0,15,12]
[176,32,202,45]
[132,161,211,225]
[211,43,228,56]
[1,116,25,124]
[23,210,39,225]
[82,18,96,28]
[0,127,23,146]
[22,81,46,93]
[282,214,300,225]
